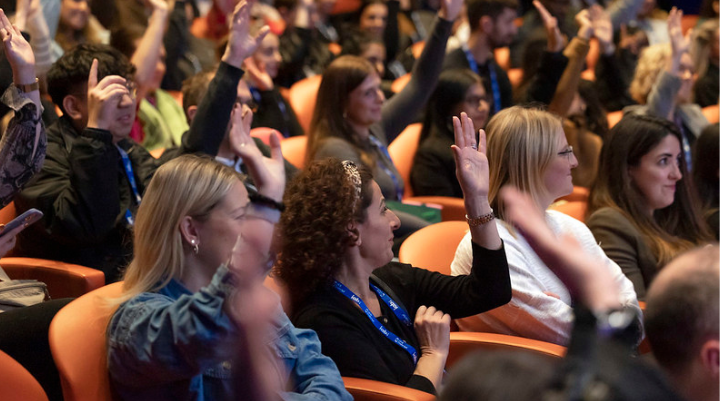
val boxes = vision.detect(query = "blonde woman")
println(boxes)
[451,106,640,346]
[106,120,352,399]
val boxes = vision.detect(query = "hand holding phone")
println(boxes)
[0,208,43,238]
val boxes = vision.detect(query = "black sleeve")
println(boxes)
[277,27,312,87]
[250,89,304,137]
[161,0,191,91]
[384,0,401,62]
[160,62,244,163]
[595,49,637,112]
[379,242,511,319]
[522,51,569,105]
[380,17,452,143]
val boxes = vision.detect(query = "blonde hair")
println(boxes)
[115,155,243,304]
[486,106,563,220]
[630,44,672,105]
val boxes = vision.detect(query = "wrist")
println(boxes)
[465,196,491,216]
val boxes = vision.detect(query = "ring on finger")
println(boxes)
[470,144,478,150]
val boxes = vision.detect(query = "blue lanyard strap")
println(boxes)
[333,280,418,364]
[462,46,502,114]
[116,146,141,226]
[367,135,404,201]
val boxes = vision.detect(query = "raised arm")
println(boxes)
[380,0,460,142]
[131,0,169,100]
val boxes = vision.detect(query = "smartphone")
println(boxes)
[0,208,43,238]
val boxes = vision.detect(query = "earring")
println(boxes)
[191,239,199,254]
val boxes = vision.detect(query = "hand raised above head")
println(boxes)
[0,8,35,84]
[533,0,566,52]
[438,0,463,22]
[667,7,690,57]
[451,112,490,201]
[590,4,613,52]
[222,0,271,68]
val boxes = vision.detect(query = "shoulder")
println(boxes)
[314,137,360,160]
[586,207,634,228]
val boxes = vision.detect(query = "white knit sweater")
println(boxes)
[451,210,641,345]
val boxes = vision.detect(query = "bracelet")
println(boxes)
[465,208,495,227]
[15,78,39,93]
[248,191,285,212]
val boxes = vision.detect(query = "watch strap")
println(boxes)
[16,78,39,93]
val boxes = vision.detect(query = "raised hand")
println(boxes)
[451,112,490,201]
[438,0,463,22]
[86,59,131,136]
[667,7,690,58]
[574,8,594,40]
[533,0,565,52]
[590,4,613,54]
[229,103,286,202]
[243,57,274,91]
[0,8,35,84]
[222,0,271,68]
[500,186,621,310]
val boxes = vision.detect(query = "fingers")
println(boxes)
[268,131,284,162]
[254,25,271,44]
[461,112,476,148]
[88,58,99,91]
[478,129,487,155]
[533,0,552,23]
[452,116,464,148]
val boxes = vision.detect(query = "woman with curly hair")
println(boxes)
[586,114,714,300]
[277,113,511,395]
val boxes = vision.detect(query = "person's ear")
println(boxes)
[480,15,493,33]
[179,216,201,251]
[700,339,720,379]
[186,105,198,123]
[347,222,361,247]
[62,95,85,121]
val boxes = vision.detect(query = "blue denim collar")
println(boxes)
[158,278,191,300]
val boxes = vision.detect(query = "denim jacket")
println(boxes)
[107,266,352,401]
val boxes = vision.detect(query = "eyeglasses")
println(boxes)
[558,146,574,160]
[124,80,137,99]
[235,98,259,113]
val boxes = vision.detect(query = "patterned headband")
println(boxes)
[342,160,362,209]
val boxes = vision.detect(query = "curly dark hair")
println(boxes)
[276,158,374,308]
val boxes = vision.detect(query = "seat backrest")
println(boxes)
[288,75,322,133]
[446,332,566,369]
[549,201,588,222]
[0,257,105,299]
[250,127,282,146]
[398,221,469,274]
[558,186,589,203]
[0,349,49,401]
[702,104,719,124]
[49,282,124,401]
[279,136,308,169]
[607,110,623,128]
[0,201,16,224]
[387,123,422,198]
[342,377,435,401]
[390,73,411,94]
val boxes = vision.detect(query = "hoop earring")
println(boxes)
[191,239,199,254]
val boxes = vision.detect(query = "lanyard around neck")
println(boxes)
[116,145,141,226]
[367,135,404,201]
[333,280,418,363]
[462,45,502,114]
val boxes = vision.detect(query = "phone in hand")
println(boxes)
[0,208,43,238]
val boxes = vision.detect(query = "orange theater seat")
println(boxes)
[0,257,105,299]
[702,104,719,124]
[508,68,523,89]
[280,135,308,169]
[549,200,588,222]
[387,123,422,198]
[446,332,566,369]
[342,377,435,401]
[559,186,589,203]
[250,127,282,146]
[411,41,425,59]
[288,75,322,133]
[0,350,49,401]
[149,147,166,159]
[332,0,362,14]
[49,282,124,401]
[607,110,623,128]
[494,47,510,71]
[391,73,411,94]
[398,221,469,274]
[0,201,16,224]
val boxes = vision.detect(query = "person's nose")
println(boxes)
[389,209,401,230]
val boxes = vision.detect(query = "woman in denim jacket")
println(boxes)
[106,89,351,400]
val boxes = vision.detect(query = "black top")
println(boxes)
[695,63,719,108]
[292,242,511,394]
[411,124,463,198]
[250,87,304,138]
[442,48,514,113]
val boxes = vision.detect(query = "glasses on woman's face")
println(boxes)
[558,145,574,161]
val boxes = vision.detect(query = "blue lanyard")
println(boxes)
[333,280,418,364]
[462,46,502,114]
[368,135,404,201]
[116,146,141,226]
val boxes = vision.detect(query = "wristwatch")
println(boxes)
[15,78,39,93]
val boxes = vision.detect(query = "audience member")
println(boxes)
[627,0,669,46]
[627,8,709,169]
[411,68,489,197]
[692,124,719,239]
[645,245,719,401]
[14,1,266,283]
[53,0,108,57]
[441,186,684,401]
[110,0,189,150]
[443,0,518,115]
[452,106,640,346]
[277,114,511,395]
[340,29,395,98]
[107,150,352,400]
[243,25,304,138]
[307,0,460,245]
[0,8,46,256]
[690,19,719,107]
[587,114,713,300]
[180,69,298,182]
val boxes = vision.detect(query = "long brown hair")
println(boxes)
[588,114,712,266]
[306,56,378,169]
